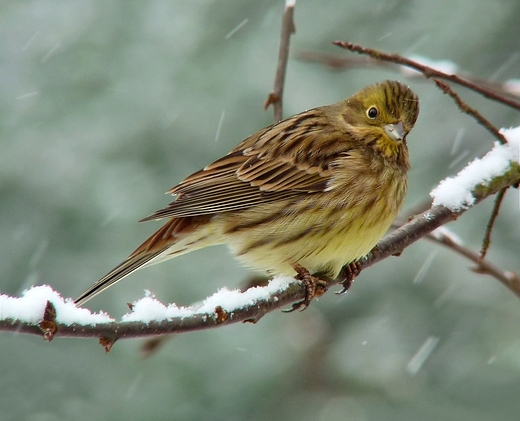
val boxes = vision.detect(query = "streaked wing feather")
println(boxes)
[141,108,349,221]
[166,150,248,194]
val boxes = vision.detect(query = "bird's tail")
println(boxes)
[74,247,169,306]
[75,216,212,306]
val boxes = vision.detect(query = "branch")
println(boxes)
[426,227,520,299]
[433,79,508,144]
[3,41,520,349]
[264,0,296,122]
[298,50,520,101]
[332,41,520,111]
[479,187,507,262]
[2,143,519,346]
[392,199,519,293]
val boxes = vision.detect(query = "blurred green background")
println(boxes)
[1,1,520,420]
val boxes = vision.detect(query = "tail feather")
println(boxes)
[74,248,168,306]
[75,216,214,306]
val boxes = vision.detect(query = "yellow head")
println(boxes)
[337,80,420,166]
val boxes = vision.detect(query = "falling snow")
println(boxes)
[406,336,440,375]
[224,18,249,39]
[214,110,226,142]
[412,251,438,284]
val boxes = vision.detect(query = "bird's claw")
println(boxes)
[335,261,362,295]
[283,263,328,312]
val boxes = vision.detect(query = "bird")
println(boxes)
[75,80,419,309]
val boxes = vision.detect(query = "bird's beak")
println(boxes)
[384,121,405,142]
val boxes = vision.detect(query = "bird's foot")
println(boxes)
[335,260,362,295]
[283,263,328,312]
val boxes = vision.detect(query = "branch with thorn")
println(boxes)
[1,41,520,352]
[1,155,519,348]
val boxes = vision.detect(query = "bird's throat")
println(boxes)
[375,135,403,161]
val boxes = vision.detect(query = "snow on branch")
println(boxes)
[0,285,113,325]
[1,129,519,349]
[431,127,520,210]
[2,38,520,351]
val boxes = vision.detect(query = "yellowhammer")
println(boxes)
[75,80,419,309]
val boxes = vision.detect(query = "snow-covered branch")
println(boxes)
[1,130,519,349]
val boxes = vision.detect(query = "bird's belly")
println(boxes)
[220,196,399,279]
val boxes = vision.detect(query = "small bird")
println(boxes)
[75,80,419,309]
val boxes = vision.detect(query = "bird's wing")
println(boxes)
[141,108,350,221]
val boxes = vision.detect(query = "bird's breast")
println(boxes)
[218,167,407,279]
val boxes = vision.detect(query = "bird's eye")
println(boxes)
[367,107,379,119]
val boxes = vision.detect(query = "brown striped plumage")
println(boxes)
[75,80,419,306]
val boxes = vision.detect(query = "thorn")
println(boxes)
[39,300,57,342]
[264,92,279,111]
[99,337,116,353]
[243,312,268,324]
[214,306,229,323]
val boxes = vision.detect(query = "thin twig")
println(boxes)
[433,79,508,144]
[394,205,518,292]
[479,187,507,262]
[264,0,296,122]
[298,49,520,100]
[297,50,390,71]
[430,80,508,265]
[333,41,520,111]
[427,227,520,299]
